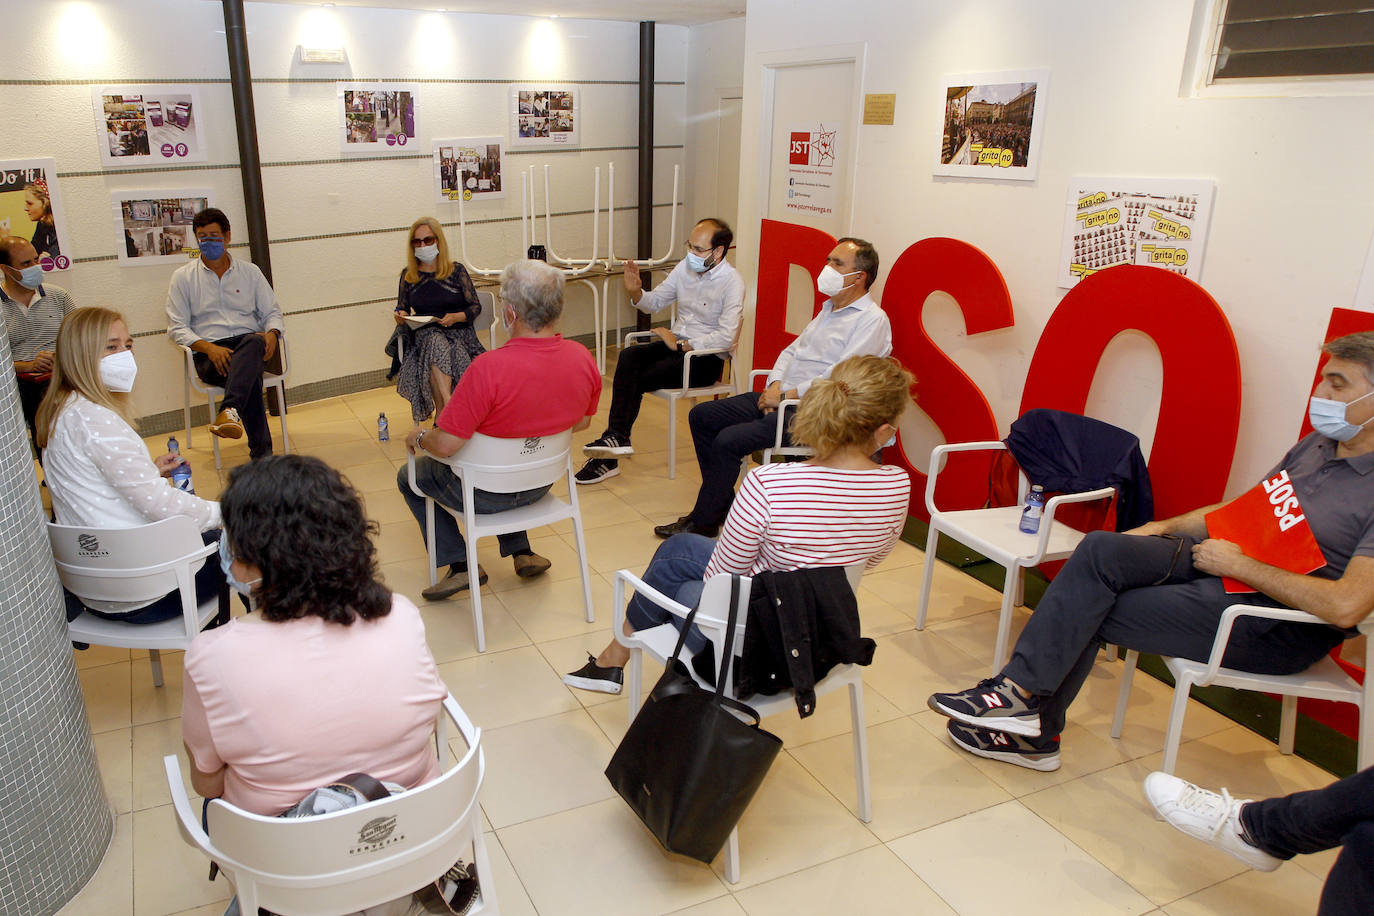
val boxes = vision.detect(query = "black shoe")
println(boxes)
[575,457,620,485]
[928,675,1044,737]
[945,720,1061,771]
[583,433,634,458]
[653,516,720,539]
[562,654,624,694]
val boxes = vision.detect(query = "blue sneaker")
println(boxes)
[928,675,1043,737]
[946,720,1061,772]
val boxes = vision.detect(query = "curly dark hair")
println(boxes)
[220,455,390,624]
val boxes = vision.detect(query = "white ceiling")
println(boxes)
[246,0,745,27]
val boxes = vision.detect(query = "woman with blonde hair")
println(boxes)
[565,354,914,693]
[39,306,225,623]
[389,216,486,421]
[24,180,59,259]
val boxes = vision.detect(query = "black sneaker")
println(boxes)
[575,457,620,485]
[928,675,1043,737]
[562,654,624,694]
[946,720,1061,771]
[583,433,634,458]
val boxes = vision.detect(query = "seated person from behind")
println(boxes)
[39,307,224,624]
[564,355,913,693]
[399,259,602,599]
[928,331,1374,772]
[1,236,75,452]
[656,237,892,539]
[575,217,744,484]
[165,207,284,459]
[391,216,486,422]
[182,455,448,816]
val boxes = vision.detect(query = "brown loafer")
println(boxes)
[209,407,245,439]
[420,564,488,600]
[513,553,551,578]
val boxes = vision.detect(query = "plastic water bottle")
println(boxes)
[167,437,195,494]
[1019,485,1045,534]
[378,412,390,441]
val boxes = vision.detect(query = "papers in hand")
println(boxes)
[1203,469,1327,593]
[403,314,437,330]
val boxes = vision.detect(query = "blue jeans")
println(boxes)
[626,533,715,656]
[397,458,550,567]
[686,392,794,528]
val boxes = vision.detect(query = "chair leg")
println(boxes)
[425,500,439,587]
[207,394,222,470]
[467,534,485,653]
[849,679,871,823]
[1161,674,1193,775]
[992,568,1019,671]
[148,649,165,689]
[273,381,290,453]
[470,827,499,914]
[570,513,595,624]
[667,397,677,480]
[1279,694,1297,755]
[183,374,193,449]
[1110,650,1139,739]
[914,526,940,631]
[626,650,643,723]
[724,826,740,884]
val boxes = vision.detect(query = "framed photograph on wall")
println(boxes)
[92,85,207,166]
[1056,177,1216,289]
[433,137,505,204]
[337,83,417,152]
[111,189,212,266]
[509,86,579,147]
[0,158,71,272]
[935,69,1048,181]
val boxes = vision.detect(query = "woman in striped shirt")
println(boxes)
[564,355,913,694]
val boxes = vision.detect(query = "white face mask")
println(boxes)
[1309,390,1374,442]
[414,243,439,264]
[99,350,138,392]
[817,264,859,298]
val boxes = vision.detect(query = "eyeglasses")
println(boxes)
[685,242,714,256]
[411,235,438,247]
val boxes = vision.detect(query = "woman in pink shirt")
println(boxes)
[564,355,913,694]
[181,455,448,816]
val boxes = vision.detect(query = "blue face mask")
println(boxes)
[1309,391,1374,442]
[219,533,260,597]
[685,251,715,273]
[198,238,226,261]
[16,264,43,289]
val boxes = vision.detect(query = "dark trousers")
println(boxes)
[397,459,548,566]
[193,334,281,459]
[1002,531,1346,737]
[67,529,229,625]
[16,373,48,455]
[685,392,794,528]
[603,341,725,442]
[1241,767,1374,916]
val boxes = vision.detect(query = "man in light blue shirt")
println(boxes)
[656,236,892,538]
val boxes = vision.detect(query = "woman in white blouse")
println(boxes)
[37,307,226,624]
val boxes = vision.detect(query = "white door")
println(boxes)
[714,92,743,231]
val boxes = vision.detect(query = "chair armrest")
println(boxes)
[164,754,214,853]
[748,369,771,391]
[623,330,655,349]
[612,569,694,650]
[442,693,480,752]
[924,441,1007,516]
[1197,605,1330,686]
[1024,486,1118,563]
[773,398,800,447]
[680,347,731,387]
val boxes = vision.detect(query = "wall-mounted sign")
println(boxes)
[338,83,417,152]
[111,190,212,266]
[433,138,504,204]
[509,87,579,148]
[92,85,207,166]
[0,158,70,271]
[935,69,1049,181]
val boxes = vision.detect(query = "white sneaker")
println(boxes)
[1143,772,1282,871]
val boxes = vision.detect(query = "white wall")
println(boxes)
[736,0,1374,496]
[685,18,746,228]
[0,0,690,422]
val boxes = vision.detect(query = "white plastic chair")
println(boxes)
[49,516,222,687]
[181,335,291,469]
[915,439,1114,669]
[621,329,735,479]
[613,567,870,884]
[397,289,500,364]
[164,694,499,916]
[735,369,816,485]
[1111,605,1374,774]
[406,430,595,652]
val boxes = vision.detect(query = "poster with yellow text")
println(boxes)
[0,158,71,273]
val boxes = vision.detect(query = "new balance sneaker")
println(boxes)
[562,654,624,694]
[209,407,245,439]
[1143,772,1282,871]
[583,433,634,458]
[575,457,620,484]
[928,675,1043,737]
[945,720,1061,771]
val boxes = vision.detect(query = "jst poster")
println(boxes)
[1057,176,1216,288]
[510,87,579,147]
[433,138,505,203]
[338,83,417,151]
[936,70,1048,181]
[93,85,207,166]
[0,158,70,272]
[112,190,212,266]
[782,122,842,220]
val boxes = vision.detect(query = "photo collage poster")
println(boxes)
[338,83,418,151]
[936,69,1049,181]
[92,85,208,166]
[0,158,71,272]
[510,87,579,147]
[433,138,505,204]
[111,190,213,266]
[1057,177,1216,288]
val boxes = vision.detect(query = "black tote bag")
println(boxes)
[604,575,783,864]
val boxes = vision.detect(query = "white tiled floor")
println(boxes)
[58,373,1339,915]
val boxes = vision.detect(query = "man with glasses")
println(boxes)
[166,208,284,460]
[576,218,744,484]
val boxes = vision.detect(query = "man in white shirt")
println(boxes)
[577,217,744,485]
[166,208,284,460]
[656,237,892,538]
